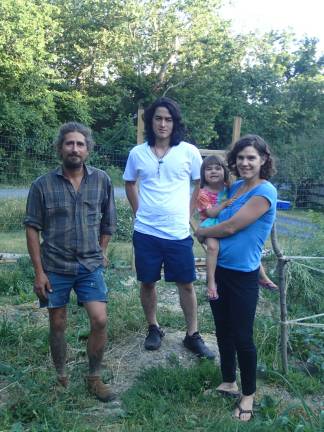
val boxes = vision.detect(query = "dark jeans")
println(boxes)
[210,266,259,396]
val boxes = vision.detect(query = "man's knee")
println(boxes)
[90,313,107,332]
[49,308,67,333]
[177,282,194,294]
[141,282,156,291]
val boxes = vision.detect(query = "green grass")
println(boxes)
[120,362,321,432]
[0,284,321,432]
[0,264,322,431]
[0,231,28,253]
[0,205,323,431]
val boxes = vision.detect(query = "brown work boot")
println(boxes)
[87,376,116,402]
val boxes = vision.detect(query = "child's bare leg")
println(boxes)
[259,263,278,291]
[206,238,219,300]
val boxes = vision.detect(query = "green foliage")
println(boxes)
[285,260,324,315]
[52,90,93,125]
[0,257,34,300]
[0,198,26,232]
[289,327,324,377]
[0,0,58,141]
[106,165,124,187]
[1,0,324,197]
[93,114,137,159]
[114,198,133,242]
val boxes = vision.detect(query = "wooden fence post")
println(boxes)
[231,116,242,146]
[278,256,289,374]
[271,223,289,374]
[131,106,145,271]
[137,106,144,145]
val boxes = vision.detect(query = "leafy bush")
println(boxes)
[286,261,324,314]
[289,326,324,377]
[115,198,133,242]
[106,165,124,186]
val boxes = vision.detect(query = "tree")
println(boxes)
[0,0,58,140]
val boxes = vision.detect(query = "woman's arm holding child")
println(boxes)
[205,199,232,218]
[196,195,270,239]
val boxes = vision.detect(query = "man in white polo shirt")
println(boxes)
[123,97,215,359]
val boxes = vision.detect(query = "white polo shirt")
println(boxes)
[123,141,202,240]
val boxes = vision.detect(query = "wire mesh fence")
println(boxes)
[1,133,323,378]
[0,133,323,238]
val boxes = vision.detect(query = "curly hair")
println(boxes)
[200,155,230,188]
[54,122,95,153]
[227,134,276,180]
[144,97,185,147]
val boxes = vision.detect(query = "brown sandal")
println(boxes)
[234,400,254,422]
[216,389,240,398]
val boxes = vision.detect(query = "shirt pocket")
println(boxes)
[44,201,72,233]
[83,198,101,226]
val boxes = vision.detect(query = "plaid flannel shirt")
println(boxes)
[24,165,117,274]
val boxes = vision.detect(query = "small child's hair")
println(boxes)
[200,155,230,188]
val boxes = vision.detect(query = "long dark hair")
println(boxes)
[227,134,276,180]
[200,155,230,188]
[144,97,185,147]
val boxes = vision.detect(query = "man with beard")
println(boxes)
[24,122,117,402]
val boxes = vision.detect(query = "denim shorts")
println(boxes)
[41,264,108,308]
[133,231,196,284]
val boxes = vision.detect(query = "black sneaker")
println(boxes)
[144,325,165,350]
[183,332,215,359]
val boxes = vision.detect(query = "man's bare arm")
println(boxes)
[190,179,200,218]
[125,181,139,215]
[99,234,111,267]
[26,226,52,301]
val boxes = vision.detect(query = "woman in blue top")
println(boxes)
[195,135,277,422]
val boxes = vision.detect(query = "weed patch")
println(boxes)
[0,257,34,302]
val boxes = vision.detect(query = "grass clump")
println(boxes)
[120,361,321,432]
[0,198,26,232]
[113,198,133,242]
[0,210,323,431]
[0,267,322,431]
[0,257,34,302]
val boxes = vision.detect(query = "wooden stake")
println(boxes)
[131,106,145,272]
[137,107,144,145]
[271,223,288,374]
[278,257,289,374]
[231,116,242,146]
